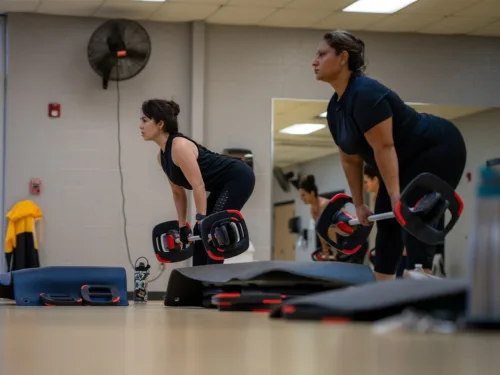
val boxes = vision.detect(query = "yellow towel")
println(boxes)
[5,200,43,254]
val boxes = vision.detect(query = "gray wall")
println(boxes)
[4,13,192,290]
[444,108,500,277]
[4,13,500,289]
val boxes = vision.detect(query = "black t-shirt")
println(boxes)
[327,73,428,167]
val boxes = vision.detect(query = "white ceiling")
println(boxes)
[273,99,491,168]
[3,0,500,36]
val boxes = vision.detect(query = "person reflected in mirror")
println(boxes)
[299,174,368,264]
[299,175,336,261]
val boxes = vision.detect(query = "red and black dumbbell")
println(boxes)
[152,210,251,263]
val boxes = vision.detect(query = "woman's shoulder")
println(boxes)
[170,136,199,163]
[352,75,391,97]
[319,197,329,209]
[171,135,199,153]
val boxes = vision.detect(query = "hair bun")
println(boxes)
[307,174,315,184]
[167,100,180,117]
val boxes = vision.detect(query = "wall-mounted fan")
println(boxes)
[87,19,152,89]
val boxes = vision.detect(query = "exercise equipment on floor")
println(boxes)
[316,173,464,253]
[311,248,335,261]
[152,210,250,263]
[0,266,128,306]
[211,291,290,312]
[269,278,467,322]
[163,260,375,309]
[311,246,369,264]
[39,285,121,306]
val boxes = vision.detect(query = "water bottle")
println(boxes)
[467,158,500,326]
[134,257,151,304]
[406,263,441,280]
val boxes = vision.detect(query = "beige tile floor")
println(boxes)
[1,300,499,375]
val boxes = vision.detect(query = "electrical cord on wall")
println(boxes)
[115,70,165,282]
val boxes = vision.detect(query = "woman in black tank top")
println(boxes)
[139,99,255,266]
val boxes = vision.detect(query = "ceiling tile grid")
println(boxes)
[1,1,500,43]
[150,3,219,22]
[37,1,103,18]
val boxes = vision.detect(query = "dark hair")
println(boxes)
[363,164,378,179]
[142,99,181,134]
[141,98,245,161]
[323,30,366,75]
[299,175,318,196]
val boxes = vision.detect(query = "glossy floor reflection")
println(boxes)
[1,300,499,375]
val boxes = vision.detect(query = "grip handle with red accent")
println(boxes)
[311,248,336,261]
[316,172,463,251]
[152,210,250,263]
[200,210,250,261]
[315,193,373,255]
[395,172,463,245]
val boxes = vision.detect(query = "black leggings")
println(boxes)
[192,163,255,266]
[374,118,467,275]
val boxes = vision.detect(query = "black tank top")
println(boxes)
[160,133,241,192]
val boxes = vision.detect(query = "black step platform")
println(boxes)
[164,260,375,308]
[270,277,468,322]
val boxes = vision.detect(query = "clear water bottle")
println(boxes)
[406,263,442,280]
[467,158,500,325]
[134,257,151,304]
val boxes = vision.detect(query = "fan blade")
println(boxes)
[110,20,126,44]
[122,49,148,60]
[95,52,117,79]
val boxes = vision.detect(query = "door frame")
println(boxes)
[274,199,295,207]
[272,199,296,260]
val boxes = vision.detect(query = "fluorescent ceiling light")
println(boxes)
[319,112,327,118]
[343,0,418,14]
[280,124,325,135]
[406,102,431,105]
[137,0,166,2]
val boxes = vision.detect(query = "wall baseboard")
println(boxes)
[127,291,165,301]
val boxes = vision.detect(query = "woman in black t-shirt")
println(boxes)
[312,30,466,281]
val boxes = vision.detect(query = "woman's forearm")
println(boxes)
[341,156,365,207]
[192,185,207,217]
[374,146,400,201]
[173,191,188,225]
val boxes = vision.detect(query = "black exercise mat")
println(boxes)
[164,260,375,307]
[270,277,468,322]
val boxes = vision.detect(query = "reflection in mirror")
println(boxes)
[271,98,498,279]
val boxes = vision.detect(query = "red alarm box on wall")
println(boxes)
[30,178,41,195]
[48,103,61,118]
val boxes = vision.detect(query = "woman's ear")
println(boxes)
[157,120,164,131]
[340,50,349,66]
